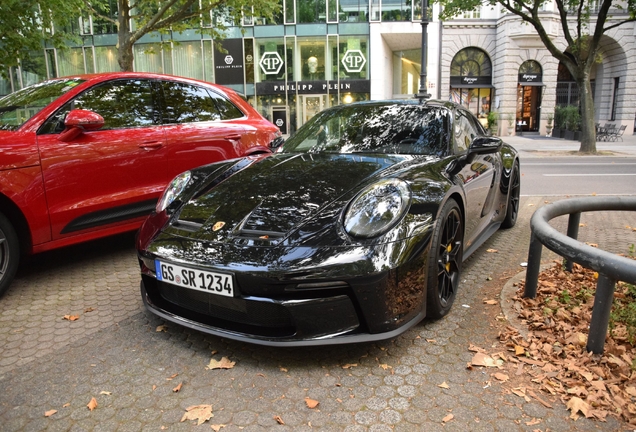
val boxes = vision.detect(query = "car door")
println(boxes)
[36,78,167,240]
[159,81,246,179]
[453,109,496,247]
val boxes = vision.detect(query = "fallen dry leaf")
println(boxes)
[484,299,498,305]
[470,352,502,367]
[273,415,285,425]
[62,403,70,408]
[156,325,168,332]
[493,373,509,382]
[173,382,183,392]
[99,391,111,395]
[438,382,450,389]
[341,363,357,369]
[566,397,591,419]
[87,397,97,411]
[167,373,178,380]
[486,248,498,253]
[181,404,213,425]
[84,307,95,313]
[206,357,235,370]
[279,367,288,372]
[304,397,320,409]
[442,413,454,423]
[379,364,392,370]
[525,418,541,426]
[44,409,57,417]
[63,314,80,321]
[210,425,226,432]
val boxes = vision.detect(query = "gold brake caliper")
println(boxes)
[445,244,452,272]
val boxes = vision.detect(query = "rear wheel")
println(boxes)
[426,198,463,319]
[0,212,19,297]
[501,162,520,229]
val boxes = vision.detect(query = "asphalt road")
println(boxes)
[519,156,636,197]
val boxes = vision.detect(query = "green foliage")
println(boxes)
[0,0,83,74]
[562,105,581,131]
[487,111,498,130]
[610,283,636,345]
[554,106,566,129]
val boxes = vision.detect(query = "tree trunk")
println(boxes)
[578,77,597,153]
[116,0,134,72]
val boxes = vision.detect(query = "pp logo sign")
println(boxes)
[342,50,366,73]
[259,51,284,75]
[224,55,234,65]
[275,119,284,127]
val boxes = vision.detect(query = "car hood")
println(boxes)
[165,152,442,246]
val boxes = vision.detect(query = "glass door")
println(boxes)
[299,94,327,127]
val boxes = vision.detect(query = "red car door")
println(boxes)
[36,79,167,240]
[159,81,246,178]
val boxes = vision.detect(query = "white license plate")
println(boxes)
[155,260,234,297]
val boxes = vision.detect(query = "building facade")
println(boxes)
[2,0,634,136]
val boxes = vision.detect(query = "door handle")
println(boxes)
[226,135,242,141]
[139,142,163,151]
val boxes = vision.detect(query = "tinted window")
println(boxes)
[0,78,85,131]
[453,111,479,153]
[161,82,220,123]
[281,104,449,156]
[39,79,157,134]
[209,92,244,120]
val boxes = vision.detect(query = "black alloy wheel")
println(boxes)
[501,161,520,229]
[426,198,463,319]
[0,212,19,297]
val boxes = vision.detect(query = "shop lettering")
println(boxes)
[341,50,367,73]
[273,84,315,91]
[462,77,478,84]
[260,52,284,75]
[322,83,352,90]
[522,74,538,81]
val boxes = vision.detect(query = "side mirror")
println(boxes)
[468,136,502,155]
[58,109,105,142]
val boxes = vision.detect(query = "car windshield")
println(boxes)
[281,103,450,156]
[0,78,85,131]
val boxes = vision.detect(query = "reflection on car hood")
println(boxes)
[169,153,434,244]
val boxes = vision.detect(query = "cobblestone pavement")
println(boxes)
[1,193,635,431]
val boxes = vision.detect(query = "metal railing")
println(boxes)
[524,197,636,354]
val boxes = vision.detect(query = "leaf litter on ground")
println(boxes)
[471,261,636,424]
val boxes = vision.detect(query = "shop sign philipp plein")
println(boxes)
[260,52,284,75]
[341,50,366,73]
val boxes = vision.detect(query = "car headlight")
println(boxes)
[344,179,411,238]
[156,171,191,213]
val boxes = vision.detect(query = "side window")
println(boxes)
[453,111,478,153]
[161,82,221,123]
[39,79,158,134]
[209,92,244,120]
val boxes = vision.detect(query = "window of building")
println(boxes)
[381,0,411,21]
[393,49,421,96]
[254,0,284,24]
[338,37,368,80]
[172,42,204,81]
[255,39,289,82]
[299,38,326,80]
[449,47,493,122]
[370,0,381,21]
[339,0,369,22]
[57,48,87,76]
[94,46,119,73]
[134,43,171,74]
[297,0,327,23]
[460,9,481,19]
[92,0,118,34]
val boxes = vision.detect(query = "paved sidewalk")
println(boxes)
[503,131,636,158]
[2,197,635,431]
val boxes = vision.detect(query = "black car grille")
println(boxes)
[157,282,294,336]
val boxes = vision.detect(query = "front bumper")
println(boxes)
[141,276,426,346]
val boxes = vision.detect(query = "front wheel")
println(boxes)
[501,162,520,229]
[0,212,20,297]
[426,198,463,319]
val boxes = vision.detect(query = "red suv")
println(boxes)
[0,72,281,295]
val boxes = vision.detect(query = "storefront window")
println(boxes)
[393,49,420,95]
[203,40,215,82]
[340,0,368,22]
[57,48,86,76]
[327,0,338,22]
[450,47,493,122]
[297,0,326,23]
[285,0,296,23]
[172,42,204,81]
[134,44,165,73]
[255,0,284,24]
[298,38,326,81]
[339,37,368,80]
[255,39,288,82]
[244,39,254,84]
[94,46,119,73]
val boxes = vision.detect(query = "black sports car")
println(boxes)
[136,100,520,346]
